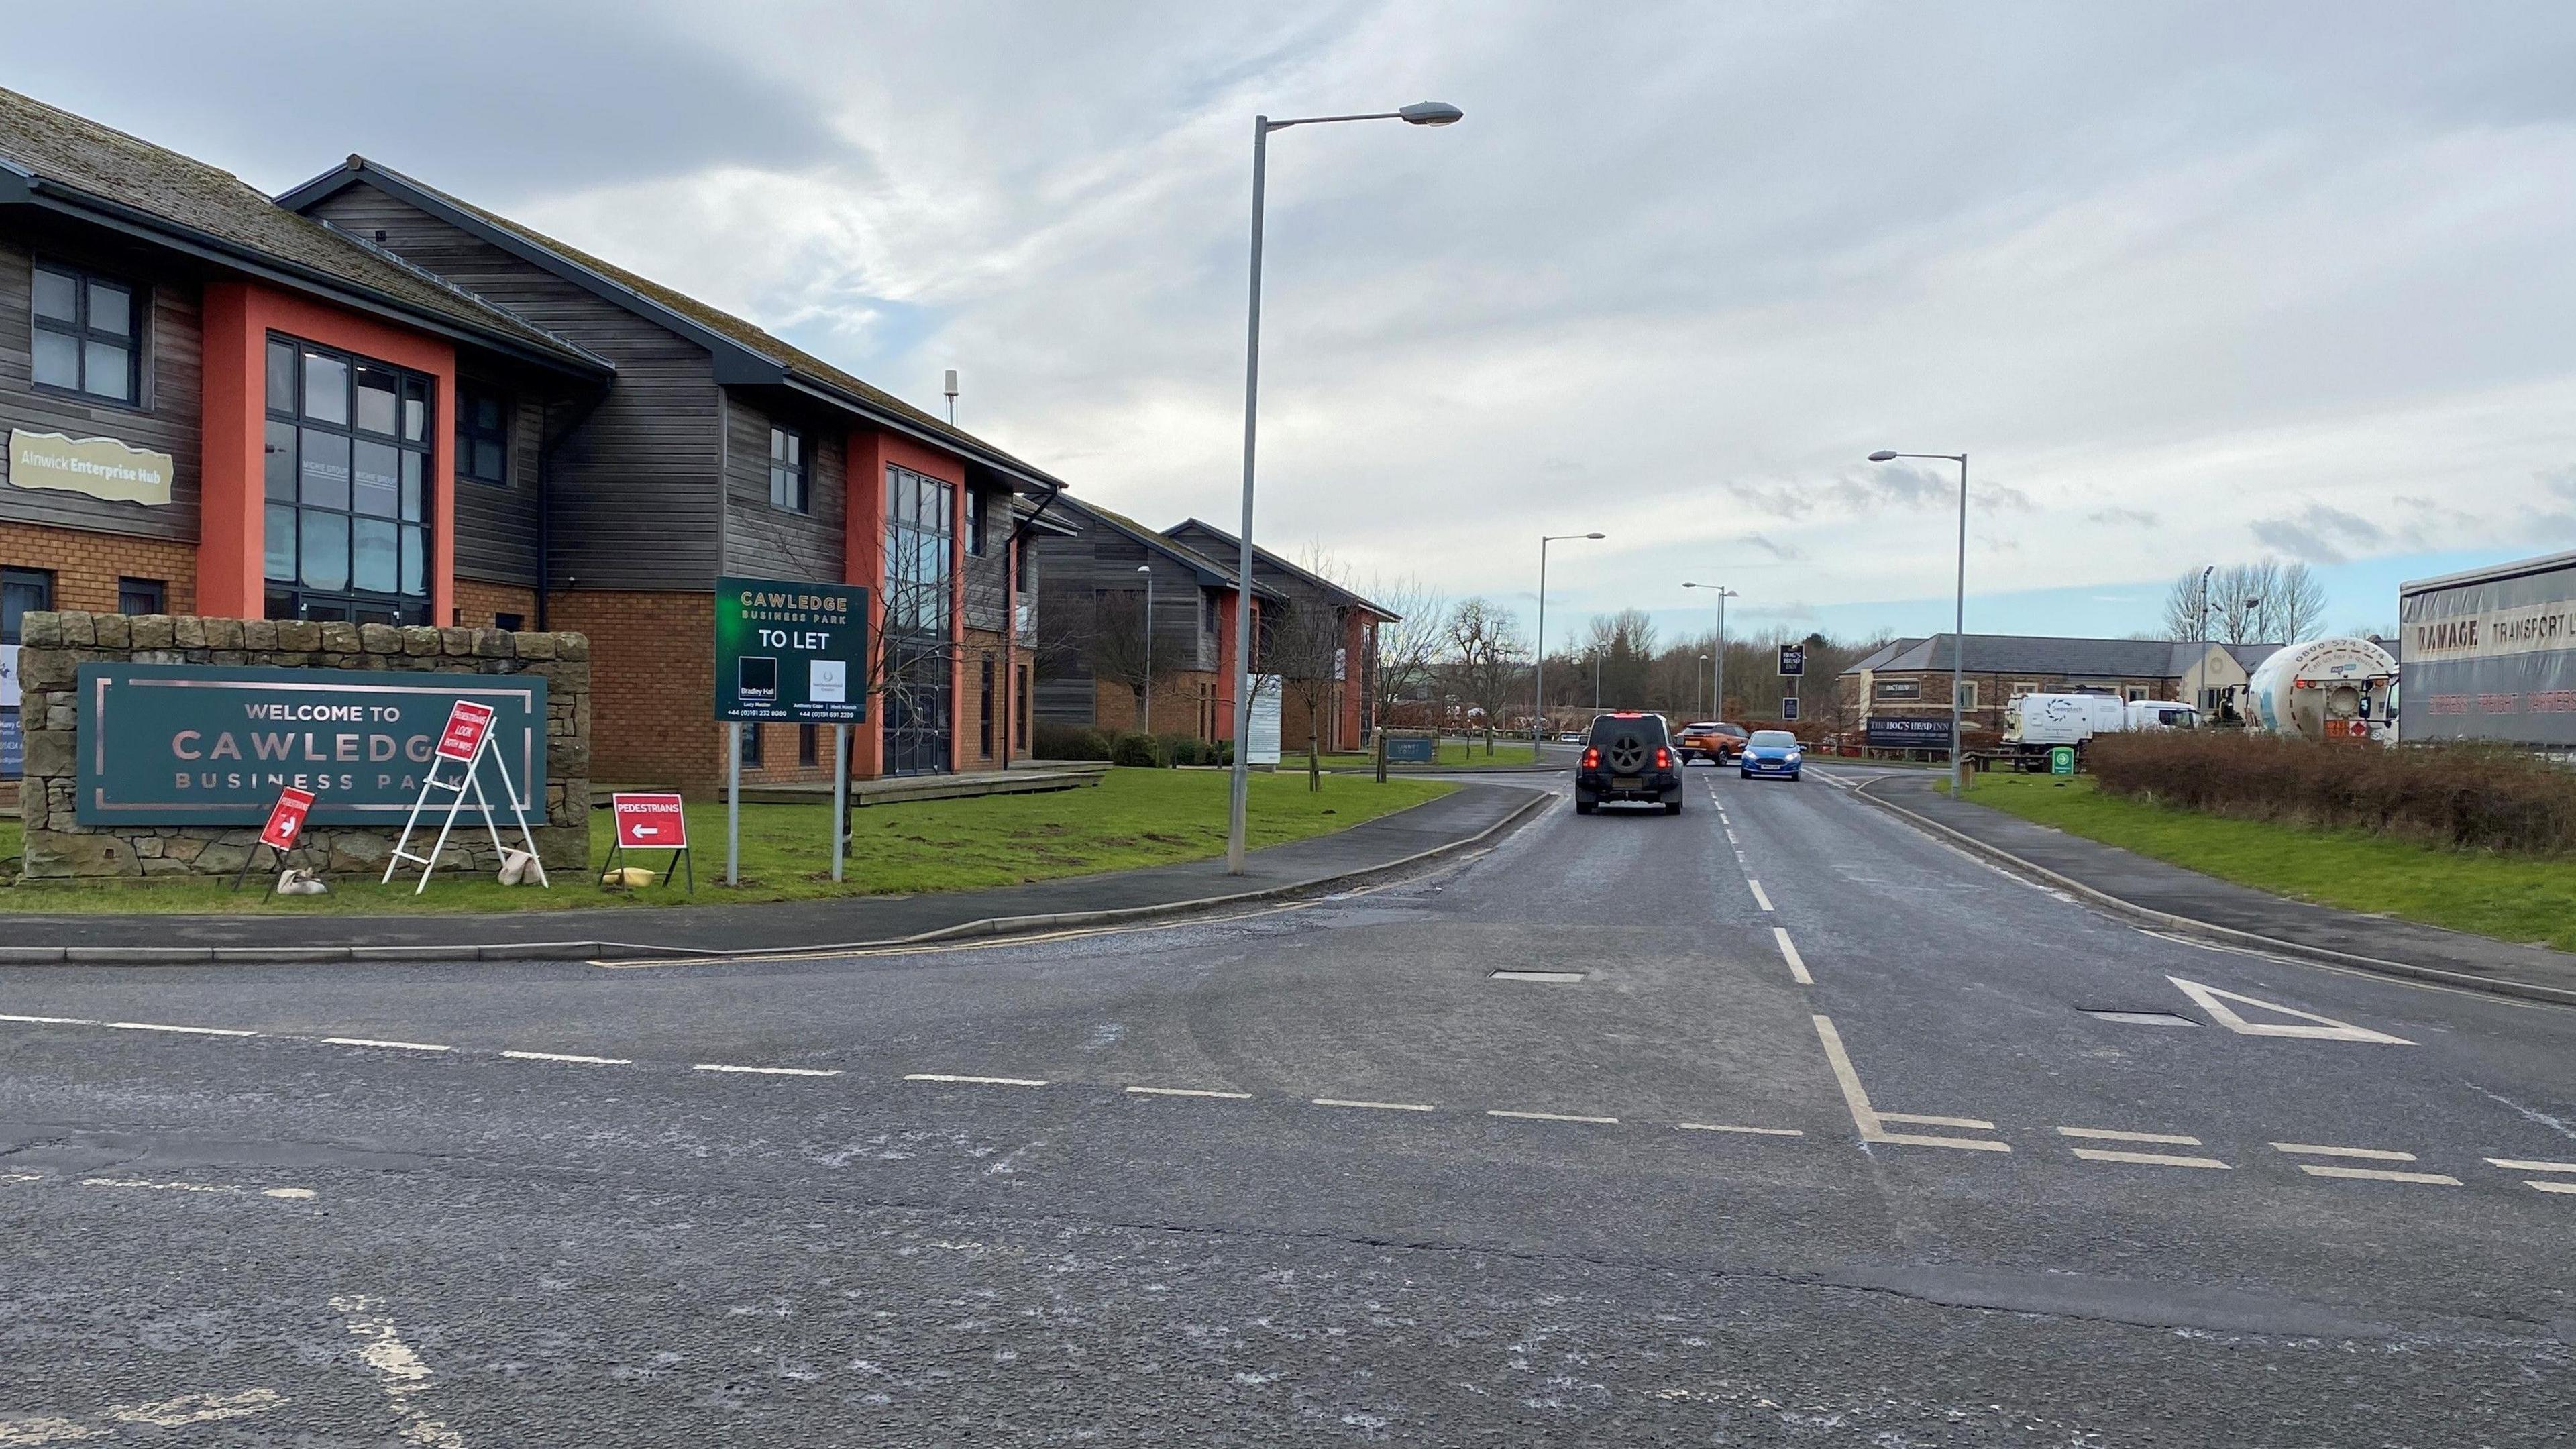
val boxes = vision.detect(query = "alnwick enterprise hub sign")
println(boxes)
[76,664,546,826]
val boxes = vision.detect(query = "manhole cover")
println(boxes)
[1491,970,1586,983]
[2083,1009,2198,1027]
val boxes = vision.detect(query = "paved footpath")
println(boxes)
[1,763,2568,1443]
[0,783,1545,962]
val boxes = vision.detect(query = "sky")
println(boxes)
[15,1,2576,651]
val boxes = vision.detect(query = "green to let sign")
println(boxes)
[715,575,871,723]
[2050,745,2077,775]
[75,663,546,826]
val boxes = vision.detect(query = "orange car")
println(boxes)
[1675,722,1746,764]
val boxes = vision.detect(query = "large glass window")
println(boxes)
[264,335,433,625]
[458,386,508,486]
[30,261,141,405]
[883,465,953,635]
[117,577,166,615]
[769,427,806,513]
[2,567,54,643]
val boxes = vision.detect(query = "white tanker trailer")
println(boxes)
[2246,637,2399,743]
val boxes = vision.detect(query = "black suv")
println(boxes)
[1574,712,1684,815]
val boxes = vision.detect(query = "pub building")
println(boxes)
[1,85,1063,797]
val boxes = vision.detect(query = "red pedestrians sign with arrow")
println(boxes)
[435,700,496,763]
[612,793,688,849]
[259,786,315,852]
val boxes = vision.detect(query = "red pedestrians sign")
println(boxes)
[435,700,496,763]
[612,793,689,849]
[259,786,315,852]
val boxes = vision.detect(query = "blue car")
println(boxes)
[1737,729,1803,781]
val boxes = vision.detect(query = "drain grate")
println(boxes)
[1491,969,1586,983]
[2082,1009,2198,1027]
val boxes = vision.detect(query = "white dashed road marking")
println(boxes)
[2528,1181,2576,1195]
[2059,1127,2202,1144]
[1773,928,1812,985]
[2272,1142,2416,1161]
[1487,1109,1619,1125]
[1677,1122,1805,1137]
[0,1014,97,1026]
[2071,1148,2232,1170]
[107,1021,257,1037]
[906,1073,1049,1087]
[1126,1085,1253,1099]
[324,1037,451,1053]
[500,1050,633,1065]
[696,1063,842,1077]
[2485,1158,2576,1173]
[2298,1164,2463,1186]
[1748,880,1774,912]
[1313,1098,1436,1112]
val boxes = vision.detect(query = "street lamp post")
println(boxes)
[1227,100,1463,875]
[1695,654,1709,718]
[1682,582,1738,720]
[1868,449,1970,794]
[1135,564,1155,735]
[1534,531,1605,746]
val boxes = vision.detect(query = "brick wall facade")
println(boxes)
[547,589,716,793]
[1093,671,1222,740]
[453,578,540,631]
[0,521,198,616]
[13,610,588,879]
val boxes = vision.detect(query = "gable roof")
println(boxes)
[1852,633,2232,678]
[1049,496,1283,598]
[1840,638,1918,674]
[0,87,606,376]
[276,156,1065,494]
[1162,518,1397,621]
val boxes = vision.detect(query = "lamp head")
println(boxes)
[1399,101,1464,126]
[1585,531,1605,539]
[1867,450,1900,462]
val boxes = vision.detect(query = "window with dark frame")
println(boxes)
[1016,664,1030,750]
[965,488,987,556]
[2,567,55,643]
[740,723,763,767]
[30,261,142,405]
[494,612,525,632]
[117,577,166,616]
[979,654,995,757]
[261,333,434,625]
[458,386,510,486]
[799,722,819,767]
[769,427,807,513]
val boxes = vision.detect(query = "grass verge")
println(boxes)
[0,767,1453,916]
[1949,773,2576,952]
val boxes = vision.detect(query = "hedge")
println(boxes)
[2087,731,2576,855]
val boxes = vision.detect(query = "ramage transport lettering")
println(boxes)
[76,664,546,825]
[2401,549,2576,747]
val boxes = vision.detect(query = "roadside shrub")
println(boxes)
[2088,731,2576,855]
[1110,731,1166,767]
[1160,733,1212,766]
[1032,723,1112,761]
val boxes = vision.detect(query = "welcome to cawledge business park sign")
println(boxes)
[75,664,545,825]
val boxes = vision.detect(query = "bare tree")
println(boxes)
[1079,589,1179,733]
[1364,574,1447,746]
[2159,570,2208,641]
[1265,596,1345,791]
[1444,597,1529,755]
[2261,561,2327,642]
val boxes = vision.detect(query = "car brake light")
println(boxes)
[1654,746,1673,769]
[1580,747,1601,769]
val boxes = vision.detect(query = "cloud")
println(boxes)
[1744,534,1806,561]
[2249,504,2387,564]
[2088,507,2161,527]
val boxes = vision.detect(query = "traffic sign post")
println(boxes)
[232,784,316,898]
[604,792,693,892]
[1778,644,1806,678]
[2051,745,2076,776]
[382,699,551,894]
[1781,696,1800,722]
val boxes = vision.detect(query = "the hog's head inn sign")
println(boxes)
[75,664,546,825]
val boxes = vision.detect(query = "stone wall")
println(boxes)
[13,611,590,879]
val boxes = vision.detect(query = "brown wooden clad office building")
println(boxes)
[1,87,1063,794]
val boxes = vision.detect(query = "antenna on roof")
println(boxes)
[943,368,959,426]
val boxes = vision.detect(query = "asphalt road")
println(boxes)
[3,761,2571,1444]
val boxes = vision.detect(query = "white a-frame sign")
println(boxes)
[383,699,551,894]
